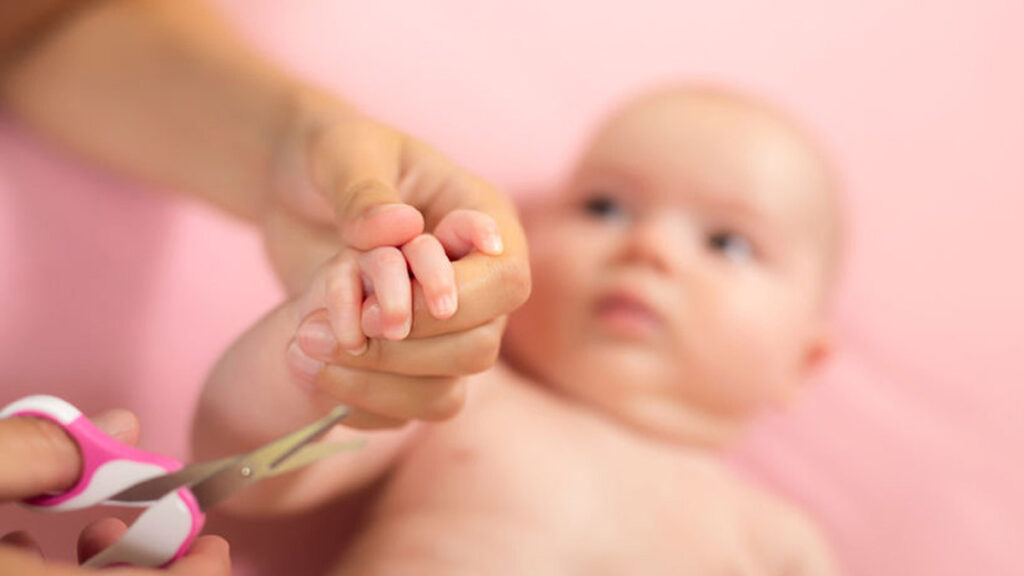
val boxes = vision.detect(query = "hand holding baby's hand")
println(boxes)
[287,209,506,428]
[263,90,525,298]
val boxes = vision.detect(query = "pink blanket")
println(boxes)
[1,1,1020,574]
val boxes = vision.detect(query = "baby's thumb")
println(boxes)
[91,409,141,447]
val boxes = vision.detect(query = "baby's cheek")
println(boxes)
[701,295,796,406]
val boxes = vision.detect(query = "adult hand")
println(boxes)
[264,89,531,341]
[0,410,231,575]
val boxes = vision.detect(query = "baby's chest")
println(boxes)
[372,390,775,574]
[385,392,616,526]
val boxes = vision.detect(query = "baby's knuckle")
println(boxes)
[371,246,406,269]
[405,233,437,253]
[324,278,356,307]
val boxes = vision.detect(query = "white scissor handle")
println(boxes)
[84,487,205,568]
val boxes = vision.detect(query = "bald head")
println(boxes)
[584,85,842,294]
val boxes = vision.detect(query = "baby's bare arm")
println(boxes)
[194,211,505,515]
[748,494,842,576]
[781,517,842,576]
[192,291,420,516]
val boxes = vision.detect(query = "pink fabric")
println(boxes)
[2,1,1021,574]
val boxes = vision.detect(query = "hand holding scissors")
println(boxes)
[0,395,355,568]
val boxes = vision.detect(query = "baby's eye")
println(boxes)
[707,230,755,263]
[582,195,626,220]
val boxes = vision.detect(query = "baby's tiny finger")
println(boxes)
[322,256,367,356]
[402,235,457,319]
[358,247,412,341]
[434,209,503,259]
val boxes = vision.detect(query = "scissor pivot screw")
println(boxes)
[240,466,253,477]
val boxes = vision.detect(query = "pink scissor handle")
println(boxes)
[0,395,181,510]
[83,487,205,568]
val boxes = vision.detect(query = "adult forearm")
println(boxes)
[0,0,305,220]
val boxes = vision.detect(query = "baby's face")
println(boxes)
[504,90,836,445]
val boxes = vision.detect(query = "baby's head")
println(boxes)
[503,85,841,447]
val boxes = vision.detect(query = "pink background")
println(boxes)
[2,1,1022,574]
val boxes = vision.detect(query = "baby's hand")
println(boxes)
[287,209,502,427]
[358,209,504,343]
[318,208,502,353]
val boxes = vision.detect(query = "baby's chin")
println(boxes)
[548,347,679,404]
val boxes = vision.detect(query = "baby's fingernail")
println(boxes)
[344,340,368,357]
[434,292,458,318]
[384,314,412,341]
[482,232,503,255]
[296,317,337,358]
[287,341,323,391]
[362,303,383,338]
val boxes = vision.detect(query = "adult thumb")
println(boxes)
[333,181,424,251]
[310,121,424,250]
[0,410,139,503]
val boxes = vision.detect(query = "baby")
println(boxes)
[194,85,842,575]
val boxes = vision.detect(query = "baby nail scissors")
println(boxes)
[0,394,354,568]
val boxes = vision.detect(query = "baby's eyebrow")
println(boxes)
[677,182,771,221]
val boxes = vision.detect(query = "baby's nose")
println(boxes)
[620,213,693,275]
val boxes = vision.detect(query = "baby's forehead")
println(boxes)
[570,87,841,276]
[583,93,828,211]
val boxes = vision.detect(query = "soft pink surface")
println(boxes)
[1,1,1021,574]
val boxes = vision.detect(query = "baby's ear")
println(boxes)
[801,320,835,377]
[772,323,834,410]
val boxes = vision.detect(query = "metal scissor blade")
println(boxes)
[189,405,351,511]
[266,439,365,477]
[106,455,242,504]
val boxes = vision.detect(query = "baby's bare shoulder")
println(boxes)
[739,484,841,576]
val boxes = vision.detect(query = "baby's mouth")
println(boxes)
[593,291,663,338]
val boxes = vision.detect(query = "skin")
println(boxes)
[195,86,843,574]
[0,0,530,427]
[503,86,838,447]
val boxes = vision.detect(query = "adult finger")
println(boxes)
[0,409,139,502]
[163,536,231,576]
[0,531,41,557]
[393,142,531,338]
[308,366,466,424]
[296,316,506,377]
[407,252,529,339]
[77,517,127,565]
